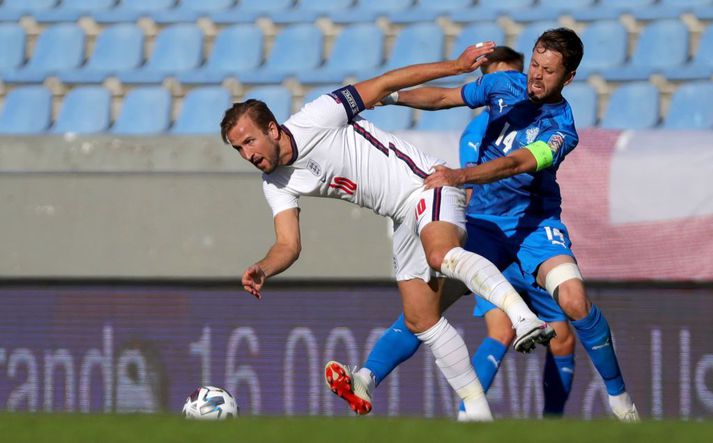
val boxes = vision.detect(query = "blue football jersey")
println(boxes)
[460,71,578,220]
[459,109,489,191]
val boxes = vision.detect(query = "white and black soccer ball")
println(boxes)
[182,386,239,420]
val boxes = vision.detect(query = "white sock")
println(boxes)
[415,317,492,420]
[355,368,376,394]
[440,247,536,325]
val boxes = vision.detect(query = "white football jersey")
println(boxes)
[262,86,445,223]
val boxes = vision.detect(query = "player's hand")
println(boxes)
[455,41,496,74]
[242,264,266,299]
[424,165,464,189]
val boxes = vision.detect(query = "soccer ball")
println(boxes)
[182,386,239,420]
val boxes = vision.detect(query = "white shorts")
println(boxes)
[392,186,467,282]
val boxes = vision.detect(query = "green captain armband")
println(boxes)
[525,140,553,171]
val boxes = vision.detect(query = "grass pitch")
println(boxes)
[0,414,709,443]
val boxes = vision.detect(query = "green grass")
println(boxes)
[0,414,709,443]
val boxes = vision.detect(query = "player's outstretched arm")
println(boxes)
[242,208,301,299]
[354,41,495,109]
[424,148,538,189]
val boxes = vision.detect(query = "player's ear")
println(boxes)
[563,70,576,87]
[267,120,279,140]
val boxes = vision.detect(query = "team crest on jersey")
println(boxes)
[547,132,565,153]
[525,127,540,144]
[307,159,322,177]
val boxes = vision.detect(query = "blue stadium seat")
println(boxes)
[449,0,533,23]
[662,82,713,129]
[0,0,57,21]
[93,0,174,23]
[330,0,414,24]
[572,0,656,21]
[152,0,237,24]
[59,24,144,84]
[112,87,172,134]
[177,25,262,85]
[415,107,473,131]
[0,86,52,134]
[693,5,713,19]
[119,24,203,84]
[238,24,322,84]
[601,82,659,130]
[632,0,712,20]
[171,87,231,134]
[515,21,559,69]
[388,0,474,24]
[510,0,594,23]
[244,86,293,123]
[51,86,112,134]
[663,24,713,80]
[576,21,628,78]
[210,0,294,24]
[271,0,353,24]
[298,24,384,84]
[430,22,505,85]
[303,85,342,105]
[361,106,413,131]
[2,24,85,83]
[562,82,597,128]
[34,0,115,23]
[603,19,688,81]
[0,23,26,72]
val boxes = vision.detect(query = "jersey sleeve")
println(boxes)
[262,178,299,217]
[460,72,502,109]
[292,85,367,129]
[536,126,579,169]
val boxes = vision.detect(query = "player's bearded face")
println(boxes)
[526,45,570,103]
[228,115,281,174]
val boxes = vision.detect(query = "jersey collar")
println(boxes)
[281,124,299,166]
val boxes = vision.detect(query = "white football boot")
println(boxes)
[324,361,373,415]
[512,318,556,353]
[609,392,640,422]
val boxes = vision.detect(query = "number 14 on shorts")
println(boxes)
[544,226,566,247]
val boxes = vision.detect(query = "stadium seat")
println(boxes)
[237,24,322,84]
[663,24,713,81]
[59,24,144,84]
[111,87,172,134]
[562,82,597,128]
[449,0,534,23]
[430,22,505,85]
[244,86,292,123]
[415,107,473,131]
[171,87,232,134]
[0,23,26,72]
[177,25,262,85]
[303,85,342,105]
[271,0,353,24]
[515,21,559,69]
[361,106,413,131]
[298,24,384,85]
[662,82,713,129]
[632,0,712,20]
[0,0,57,21]
[603,19,688,81]
[576,21,628,78]
[600,82,659,130]
[51,86,112,134]
[152,0,237,24]
[330,0,414,24]
[210,0,294,24]
[118,24,203,84]
[2,24,85,83]
[388,0,474,24]
[93,0,175,23]
[0,86,52,134]
[34,0,115,23]
[572,0,656,21]
[510,0,595,23]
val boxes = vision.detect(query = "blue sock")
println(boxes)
[542,352,574,416]
[571,304,626,395]
[459,337,508,412]
[364,314,421,386]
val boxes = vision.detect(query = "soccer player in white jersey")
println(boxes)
[221,42,555,421]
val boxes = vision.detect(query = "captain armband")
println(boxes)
[525,140,554,172]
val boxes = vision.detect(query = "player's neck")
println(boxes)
[277,127,296,166]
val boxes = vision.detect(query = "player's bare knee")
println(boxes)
[425,248,448,271]
[403,313,438,334]
[489,327,515,346]
[557,290,590,320]
[549,327,575,355]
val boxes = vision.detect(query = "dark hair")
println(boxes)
[220,99,278,144]
[533,28,584,73]
[481,46,525,73]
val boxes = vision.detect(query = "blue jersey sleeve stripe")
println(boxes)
[329,85,366,122]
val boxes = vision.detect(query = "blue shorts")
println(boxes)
[465,215,574,323]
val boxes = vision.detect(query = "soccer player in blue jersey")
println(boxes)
[326,29,639,421]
